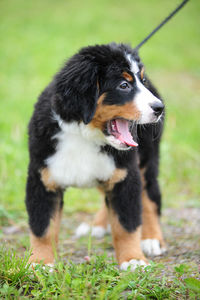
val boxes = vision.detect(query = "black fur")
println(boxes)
[26,166,63,237]
[26,43,164,239]
[111,150,142,231]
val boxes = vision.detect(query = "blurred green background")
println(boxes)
[0,0,199,222]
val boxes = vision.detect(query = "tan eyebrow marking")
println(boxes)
[140,67,145,80]
[122,72,134,82]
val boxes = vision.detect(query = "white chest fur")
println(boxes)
[45,119,115,188]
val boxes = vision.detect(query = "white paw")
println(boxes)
[106,224,111,233]
[30,263,54,272]
[75,222,108,238]
[141,239,166,257]
[75,222,90,238]
[91,226,106,238]
[120,259,147,271]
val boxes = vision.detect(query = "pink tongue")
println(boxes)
[115,119,138,147]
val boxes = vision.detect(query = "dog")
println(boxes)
[26,43,166,270]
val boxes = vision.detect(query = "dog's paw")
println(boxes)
[91,226,107,238]
[75,222,108,238]
[120,259,147,271]
[141,239,167,257]
[75,222,90,238]
[30,262,54,272]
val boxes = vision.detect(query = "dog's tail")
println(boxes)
[135,0,190,51]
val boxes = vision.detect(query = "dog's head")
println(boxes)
[54,43,164,150]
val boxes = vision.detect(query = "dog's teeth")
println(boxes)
[111,123,115,130]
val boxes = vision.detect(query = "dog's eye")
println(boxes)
[119,82,130,90]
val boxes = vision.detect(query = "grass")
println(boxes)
[0,247,199,299]
[0,0,200,298]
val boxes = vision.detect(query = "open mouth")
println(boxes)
[107,118,138,147]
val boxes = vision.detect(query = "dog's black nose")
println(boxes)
[150,102,164,117]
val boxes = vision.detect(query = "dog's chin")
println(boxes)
[105,135,132,151]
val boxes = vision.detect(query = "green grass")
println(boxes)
[0,0,200,298]
[0,247,199,299]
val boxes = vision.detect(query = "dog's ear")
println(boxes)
[54,54,99,124]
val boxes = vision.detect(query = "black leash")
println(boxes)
[135,0,190,50]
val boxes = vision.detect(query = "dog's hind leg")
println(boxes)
[75,201,110,239]
[91,201,110,238]
[26,166,63,265]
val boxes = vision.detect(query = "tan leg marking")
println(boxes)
[141,190,165,246]
[40,168,58,192]
[93,201,109,228]
[106,168,127,191]
[109,210,146,264]
[141,170,165,247]
[99,168,127,192]
[28,207,62,264]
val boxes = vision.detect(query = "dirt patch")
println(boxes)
[157,208,200,273]
[1,208,199,277]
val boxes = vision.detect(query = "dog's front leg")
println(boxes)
[106,168,147,271]
[26,167,63,265]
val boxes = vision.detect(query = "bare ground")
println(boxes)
[1,208,200,278]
